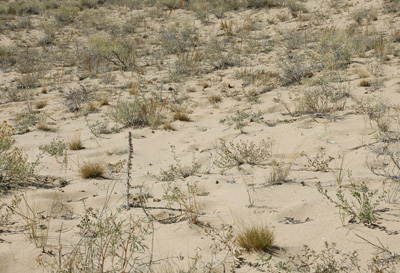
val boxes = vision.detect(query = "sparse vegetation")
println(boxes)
[1,0,400,271]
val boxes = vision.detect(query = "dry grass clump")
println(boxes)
[359,79,371,87]
[163,122,176,131]
[236,224,275,252]
[69,133,84,150]
[79,161,105,179]
[208,94,222,104]
[173,106,191,122]
[35,101,47,109]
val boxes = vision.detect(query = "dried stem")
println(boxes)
[126,131,133,209]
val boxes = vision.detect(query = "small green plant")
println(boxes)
[221,109,263,133]
[158,144,201,181]
[163,182,201,225]
[236,224,275,253]
[216,139,271,170]
[40,139,67,157]
[260,241,362,272]
[14,109,39,134]
[79,161,105,179]
[302,146,334,172]
[317,179,383,225]
[0,121,36,192]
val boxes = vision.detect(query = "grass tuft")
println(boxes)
[236,224,275,252]
[79,161,105,179]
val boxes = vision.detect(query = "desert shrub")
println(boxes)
[236,224,275,252]
[0,87,32,103]
[216,139,271,169]
[189,0,210,21]
[39,206,151,272]
[0,46,16,69]
[221,109,263,133]
[205,38,242,70]
[261,242,364,272]
[39,139,67,157]
[16,74,41,89]
[54,6,79,24]
[15,47,43,74]
[110,96,166,128]
[279,54,314,85]
[163,182,201,224]
[14,110,40,134]
[11,1,45,15]
[38,24,56,46]
[86,34,138,72]
[159,24,199,54]
[79,161,105,179]
[170,49,204,80]
[158,145,202,181]
[302,146,333,172]
[79,0,106,9]
[208,0,241,18]
[315,29,358,70]
[383,0,400,14]
[244,0,281,8]
[296,78,349,115]
[0,121,36,192]
[63,85,93,112]
[317,180,383,225]
[286,0,308,17]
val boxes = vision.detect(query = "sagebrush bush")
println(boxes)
[87,34,137,72]
[296,80,349,114]
[159,24,199,54]
[110,96,166,128]
[54,6,79,24]
[216,139,271,169]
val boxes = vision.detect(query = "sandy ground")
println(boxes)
[1,0,400,272]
